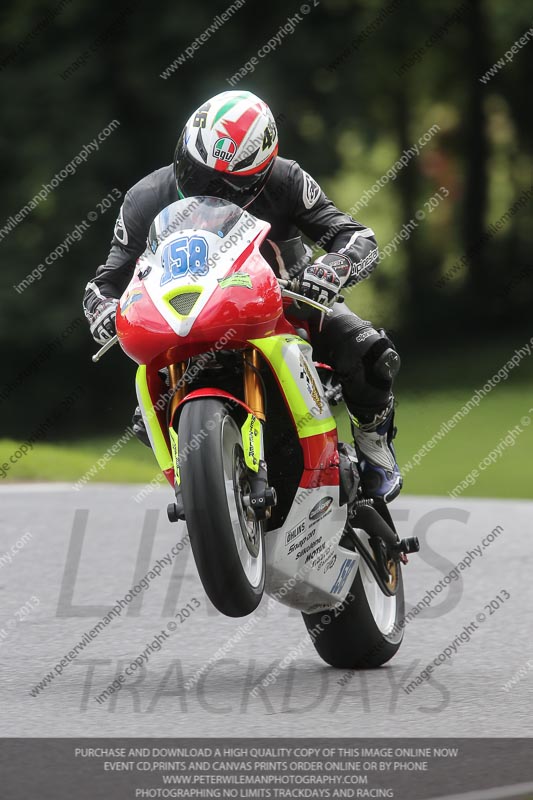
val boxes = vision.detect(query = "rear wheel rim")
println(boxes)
[221,416,264,588]
[359,555,398,636]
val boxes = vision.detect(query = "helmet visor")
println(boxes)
[174,138,272,208]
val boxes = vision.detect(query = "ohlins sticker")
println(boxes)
[218,273,253,290]
[287,528,316,556]
[309,495,333,522]
[213,136,237,163]
[285,519,307,545]
[299,356,324,413]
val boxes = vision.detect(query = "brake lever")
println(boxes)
[279,284,333,316]
[281,288,334,315]
[92,335,118,362]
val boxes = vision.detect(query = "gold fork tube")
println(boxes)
[243,349,265,420]
[168,362,187,421]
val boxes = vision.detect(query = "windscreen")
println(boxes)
[147,196,245,254]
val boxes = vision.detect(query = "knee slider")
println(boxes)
[375,346,401,382]
[362,337,401,389]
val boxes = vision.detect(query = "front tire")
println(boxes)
[178,398,265,617]
[302,557,404,668]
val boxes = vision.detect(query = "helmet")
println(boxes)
[174,90,278,208]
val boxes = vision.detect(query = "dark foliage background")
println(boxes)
[1,0,531,438]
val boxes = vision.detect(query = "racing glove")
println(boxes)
[298,253,351,308]
[85,297,119,345]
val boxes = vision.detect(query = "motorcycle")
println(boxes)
[93,195,419,668]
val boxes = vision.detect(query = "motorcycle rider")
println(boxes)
[83,90,402,502]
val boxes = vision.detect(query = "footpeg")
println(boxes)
[167,502,185,523]
[397,537,420,554]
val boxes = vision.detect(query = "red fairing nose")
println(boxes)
[116,282,179,365]
[115,242,285,368]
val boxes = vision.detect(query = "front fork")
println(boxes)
[241,349,276,520]
[166,349,276,523]
[168,362,188,419]
[166,350,264,420]
[166,362,188,522]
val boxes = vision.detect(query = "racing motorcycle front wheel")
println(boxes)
[178,398,265,617]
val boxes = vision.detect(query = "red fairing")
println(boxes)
[187,243,283,347]
[173,388,254,418]
[115,211,340,485]
[116,277,176,366]
[116,235,285,368]
[299,429,340,488]
[145,365,171,446]
[163,467,175,487]
[299,465,340,490]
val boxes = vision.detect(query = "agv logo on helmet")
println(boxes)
[213,137,237,163]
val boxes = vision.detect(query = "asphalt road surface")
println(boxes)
[0,484,532,738]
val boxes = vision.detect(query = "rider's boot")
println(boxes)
[349,397,402,503]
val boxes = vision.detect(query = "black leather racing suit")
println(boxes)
[83,156,400,421]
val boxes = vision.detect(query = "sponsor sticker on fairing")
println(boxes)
[330,558,356,594]
[323,552,337,573]
[314,550,337,574]
[121,290,143,313]
[287,529,316,556]
[299,356,324,414]
[217,273,253,289]
[309,495,333,522]
[285,519,307,545]
[304,541,326,565]
[294,535,321,560]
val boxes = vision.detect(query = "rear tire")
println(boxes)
[302,556,404,668]
[178,398,265,617]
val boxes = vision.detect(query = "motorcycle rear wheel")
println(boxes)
[178,398,265,617]
[302,554,404,668]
